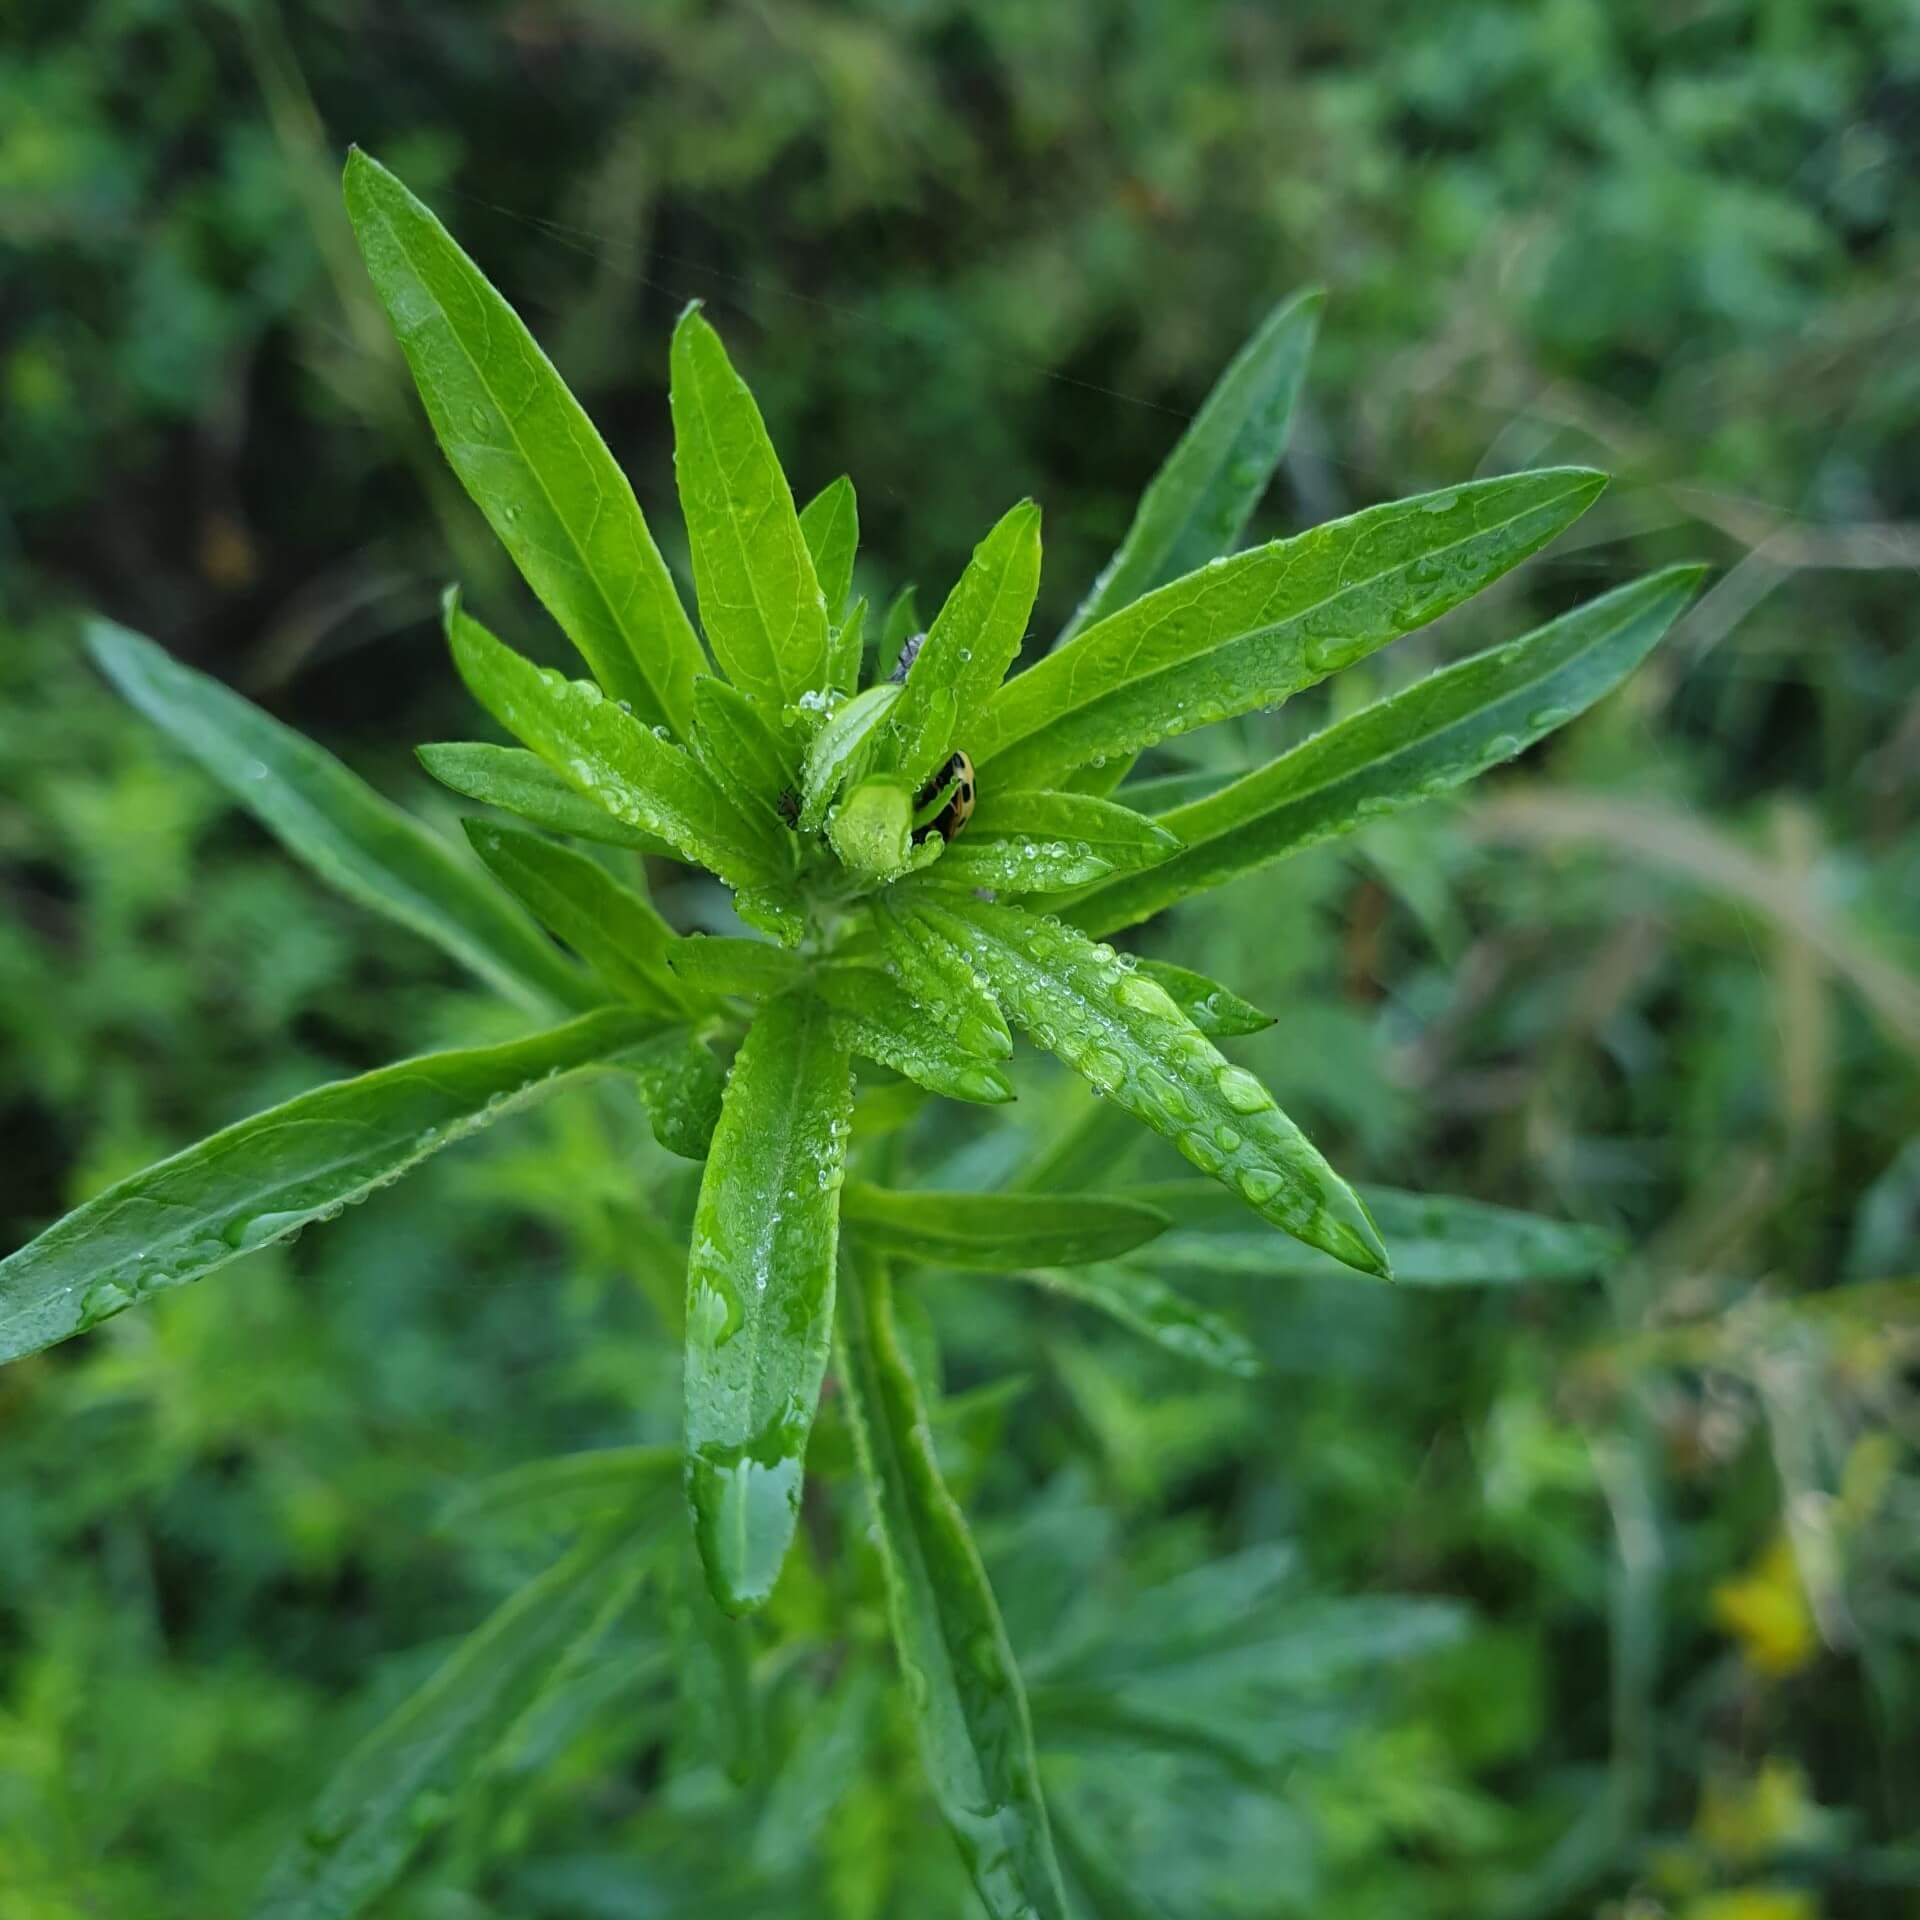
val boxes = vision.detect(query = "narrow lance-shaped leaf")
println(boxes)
[800,683,902,830]
[799,475,859,624]
[88,621,596,1015]
[1061,286,1322,646]
[671,303,831,710]
[436,1446,680,1537]
[1073,566,1707,934]
[252,1525,649,1920]
[1006,1263,1263,1378]
[813,967,1016,1106]
[685,992,853,1614]
[690,676,802,821]
[1134,1180,1624,1286]
[836,1253,1070,1920]
[1132,961,1275,1036]
[843,1184,1167,1268]
[872,896,1015,1062]
[884,501,1042,791]
[446,599,800,930]
[343,150,704,733]
[880,584,922,663]
[965,789,1181,870]
[463,820,692,1017]
[915,837,1119,894]
[665,934,807,1001]
[0,1009,662,1365]
[827,595,869,699]
[972,468,1607,791]
[416,742,676,857]
[903,896,1388,1277]
[625,1029,726,1161]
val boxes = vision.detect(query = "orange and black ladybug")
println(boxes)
[912,750,975,844]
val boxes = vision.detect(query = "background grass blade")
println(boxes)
[1060,286,1322,646]
[0,1009,663,1364]
[842,1184,1168,1268]
[836,1253,1069,1920]
[87,620,597,1014]
[971,467,1607,790]
[343,149,704,733]
[671,304,832,711]
[1073,566,1707,934]
[684,993,853,1614]
[1005,1262,1263,1377]
[251,1525,650,1920]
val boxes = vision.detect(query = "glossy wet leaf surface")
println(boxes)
[344,149,704,732]
[972,468,1606,790]
[89,621,595,1014]
[0,1009,661,1364]
[1131,960,1275,1036]
[416,741,676,855]
[684,993,853,1613]
[1010,1261,1263,1377]
[901,896,1388,1276]
[842,1184,1169,1268]
[1075,566,1705,934]
[836,1255,1068,1920]
[813,967,1016,1105]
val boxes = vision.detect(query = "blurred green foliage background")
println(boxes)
[3,1,1918,1914]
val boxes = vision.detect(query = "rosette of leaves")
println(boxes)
[0,150,1705,1920]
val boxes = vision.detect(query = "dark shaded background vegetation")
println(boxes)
[2,1,1917,1914]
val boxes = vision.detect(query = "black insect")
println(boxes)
[776,786,801,826]
[888,631,926,683]
[912,750,976,844]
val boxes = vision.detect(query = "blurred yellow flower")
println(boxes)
[1711,1535,1817,1677]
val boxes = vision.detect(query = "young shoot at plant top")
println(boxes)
[0,147,1703,1920]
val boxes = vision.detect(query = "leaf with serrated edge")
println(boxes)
[417,742,677,856]
[666,934,807,1000]
[1061,287,1322,645]
[690,676,802,820]
[464,820,690,1016]
[88,621,595,1015]
[973,468,1607,790]
[843,1185,1166,1268]
[884,501,1042,791]
[836,1254,1069,1920]
[1134,1180,1623,1286]
[1075,566,1706,934]
[343,150,703,732]
[903,897,1388,1276]
[670,304,830,710]
[813,969,1015,1105]
[799,475,859,624]
[446,599,797,920]
[684,993,852,1614]
[0,1009,663,1365]
[1133,961,1275,1036]
[1008,1263,1262,1377]
[251,1526,648,1920]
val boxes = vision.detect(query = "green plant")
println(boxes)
[0,150,1706,1919]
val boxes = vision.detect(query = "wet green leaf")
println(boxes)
[1132,961,1275,1036]
[884,501,1042,792]
[0,1010,663,1365]
[915,835,1119,893]
[416,742,676,856]
[88,620,594,1015]
[665,934,806,1001]
[670,304,831,711]
[1135,1181,1623,1285]
[828,775,930,883]
[828,594,870,698]
[872,897,1015,1062]
[1061,287,1321,645]
[463,820,691,1017]
[1008,1263,1262,1377]
[800,683,902,830]
[966,789,1180,871]
[813,967,1016,1105]
[1075,566,1706,933]
[901,897,1388,1277]
[446,598,798,925]
[972,468,1607,790]
[836,1254,1068,1920]
[690,676,803,822]
[799,474,859,624]
[343,150,704,732]
[625,1029,726,1160]
[685,993,853,1614]
[879,583,923,664]
[843,1185,1167,1268]
[252,1525,649,1920]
